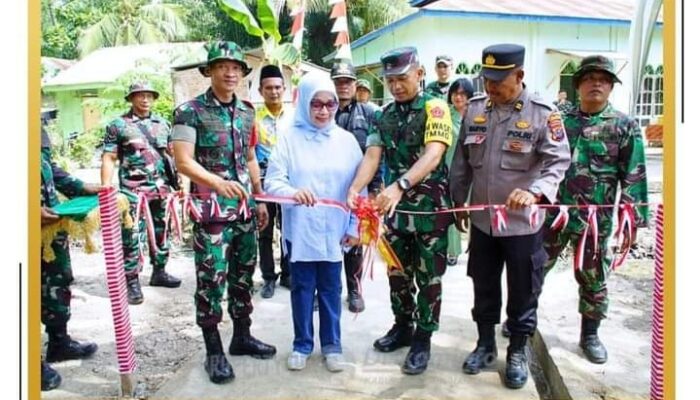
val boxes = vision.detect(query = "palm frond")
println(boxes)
[77,14,121,57]
[140,4,189,40]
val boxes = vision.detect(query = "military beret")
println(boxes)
[125,81,159,101]
[480,43,525,82]
[380,47,420,76]
[330,60,356,80]
[573,55,622,86]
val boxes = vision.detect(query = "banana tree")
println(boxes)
[217,0,301,67]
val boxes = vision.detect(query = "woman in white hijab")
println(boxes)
[265,71,365,372]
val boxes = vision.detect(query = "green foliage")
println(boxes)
[44,119,101,170]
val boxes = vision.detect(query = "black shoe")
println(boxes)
[46,337,98,363]
[504,339,529,389]
[229,335,277,359]
[279,275,291,289]
[205,354,235,384]
[347,291,365,313]
[401,337,431,375]
[41,362,61,391]
[501,322,511,338]
[202,327,234,384]
[126,277,144,305]
[579,334,608,364]
[373,323,414,352]
[462,345,498,375]
[261,280,275,299]
[447,255,459,266]
[149,270,181,288]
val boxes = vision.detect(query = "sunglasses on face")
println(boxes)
[310,99,339,111]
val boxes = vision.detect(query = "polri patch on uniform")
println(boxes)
[473,115,487,124]
[547,113,565,142]
[464,134,486,145]
[515,120,530,129]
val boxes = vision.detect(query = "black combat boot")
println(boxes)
[463,323,498,375]
[501,320,511,338]
[45,324,98,363]
[203,326,234,384]
[504,334,529,389]
[149,270,181,288]
[346,277,365,313]
[126,275,144,305]
[41,361,61,391]
[228,319,276,359]
[579,317,608,364]
[260,280,275,299]
[401,328,431,375]
[373,321,414,352]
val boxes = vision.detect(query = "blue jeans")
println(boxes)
[288,243,342,355]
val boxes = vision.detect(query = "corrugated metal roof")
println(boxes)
[421,0,662,22]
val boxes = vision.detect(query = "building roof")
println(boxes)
[43,42,206,91]
[353,0,662,49]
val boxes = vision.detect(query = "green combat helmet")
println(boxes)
[573,55,622,86]
[198,41,252,77]
[124,81,160,101]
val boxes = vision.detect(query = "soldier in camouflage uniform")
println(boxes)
[425,55,453,100]
[348,47,454,375]
[553,90,575,114]
[41,123,100,391]
[450,44,571,389]
[542,55,649,364]
[102,82,181,305]
[171,41,275,384]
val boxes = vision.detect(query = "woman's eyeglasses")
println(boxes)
[310,99,339,111]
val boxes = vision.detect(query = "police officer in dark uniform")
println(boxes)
[449,44,571,389]
[331,60,383,313]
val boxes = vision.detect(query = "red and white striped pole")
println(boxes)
[650,204,664,400]
[98,188,138,396]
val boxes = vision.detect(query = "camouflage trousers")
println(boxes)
[122,196,170,278]
[543,225,614,320]
[41,232,73,327]
[193,219,257,328]
[385,224,448,332]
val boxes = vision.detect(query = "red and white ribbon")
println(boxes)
[182,195,202,224]
[611,203,636,271]
[574,206,599,272]
[650,204,664,400]
[491,205,508,233]
[253,193,349,213]
[238,200,251,220]
[162,193,182,246]
[98,188,137,375]
[135,192,158,255]
[209,192,223,220]
[549,205,570,231]
[528,204,540,229]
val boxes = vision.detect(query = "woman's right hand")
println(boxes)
[293,189,317,206]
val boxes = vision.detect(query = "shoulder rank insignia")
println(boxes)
[514,100,524,112]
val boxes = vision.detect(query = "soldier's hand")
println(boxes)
[255,203,269,231]
[293,189,317,206]
[41,207,59,226]
[505,188,537,210]
[454,211,470,233]
[214,179,248,200]
[375,184,403,217]
[83,183,106,195]
[341,234,360,248]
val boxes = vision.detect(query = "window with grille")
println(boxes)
[635,65,663,127]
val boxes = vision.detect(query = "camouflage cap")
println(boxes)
[356,79,372,92]
[380,47,420,76]
[198,41,252,77]
[124,81,159,101]
[573,55,622,86]
[435,55,453,66]
[330,60,357,80]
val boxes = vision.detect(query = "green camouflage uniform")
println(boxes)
[41,128,87,326]
[425,80,451,101]
[543,103,649,320]
[553,100,575,114]
[172,88,259,328]
[366,92,454,332]
[103,110,172,277]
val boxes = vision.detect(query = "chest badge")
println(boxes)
[515,120,530,129]
[473,115,487,124]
